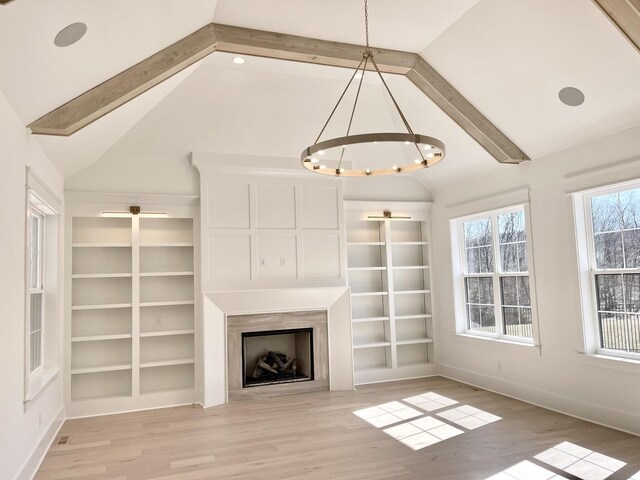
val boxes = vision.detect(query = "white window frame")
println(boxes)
[24,171,62,403]
[27,206,45,376]
[452,204,539,345]
[575,180,640,362]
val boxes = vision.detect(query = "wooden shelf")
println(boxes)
[140,243,193,248]
[140,358,195,368]
[353,341,391,350]
[72,243,131,248]
[139,271,194,277]
[351,291,388,297]
[396,338,433,346]
[352,316,390,323]
[72,273,132,279]
[71,363,132,375]
[392,265,429,270]
[396,314,432,321]
[346,203,434,386]
[140,330,195,338]
[72,303,133,311]
[348,266,386,271]
[140,300,195,308]
[72,334,132,342]
[69,214,197,416]
[347,241,384,246]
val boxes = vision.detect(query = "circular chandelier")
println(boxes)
[301,0,445,177]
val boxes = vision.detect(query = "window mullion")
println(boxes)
[491,213,504,337]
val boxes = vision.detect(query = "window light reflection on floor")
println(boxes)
[384,416,464,450]
[485,460,564,480]
[630,471,640,479]
[403,391,459,411]
[534,441,626,480]
[353,401,422,428]
[437,405,502,430]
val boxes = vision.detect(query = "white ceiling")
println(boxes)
[1,0,640,190]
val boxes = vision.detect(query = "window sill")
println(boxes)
[453,333,541,355]
[24,367,59,403]
[579,352,640,374]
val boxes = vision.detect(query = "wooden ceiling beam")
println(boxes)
[28,24,218,136]
[27,22,529,164]
[408,57,528,164]
[592,0,640,54]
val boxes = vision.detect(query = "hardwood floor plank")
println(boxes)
[36,378,640,479]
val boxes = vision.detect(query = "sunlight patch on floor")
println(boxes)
[534,441,626,480]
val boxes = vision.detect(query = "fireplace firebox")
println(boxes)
[242,328,314,388]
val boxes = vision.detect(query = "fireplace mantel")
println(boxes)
[202,287,353,407]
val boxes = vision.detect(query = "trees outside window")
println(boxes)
[589,187,640,354]
[455,206,536,342]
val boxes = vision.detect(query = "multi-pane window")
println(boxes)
[589,187,640,355]
[28,208,44,374]
[460,207,535,341]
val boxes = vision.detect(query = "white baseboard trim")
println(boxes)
[439,364,640,437]
[15,405,65,480]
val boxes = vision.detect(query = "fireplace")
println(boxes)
[242,328,314,387]
[226,310,329,401]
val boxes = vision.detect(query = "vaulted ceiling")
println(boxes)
[1,0,640,191]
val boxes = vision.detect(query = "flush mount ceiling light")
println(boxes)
[54,22,87,47]
[301,0,445,177]
[232,56,246,64]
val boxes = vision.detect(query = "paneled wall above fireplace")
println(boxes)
[192,152,347,292]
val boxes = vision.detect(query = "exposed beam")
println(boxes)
[28,24,218,136]
[213,24,417,75]
[27,22,528,164]
[407,57,528,164]
[592,0,640,54]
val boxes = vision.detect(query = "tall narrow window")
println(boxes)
[589,187,640,355]
[28,208,44,374]
[457,206,535,342]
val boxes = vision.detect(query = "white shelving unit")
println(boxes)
[345,201,436,385]
[67,211,198,416]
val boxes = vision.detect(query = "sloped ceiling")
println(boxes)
[3,0,640,189]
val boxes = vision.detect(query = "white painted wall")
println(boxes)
[430,125,640,435]
[0,89,65,480]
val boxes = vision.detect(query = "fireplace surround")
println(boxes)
[227,310,329,400]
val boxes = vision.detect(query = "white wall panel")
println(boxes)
[257,185,296,229]
[257,235,297,279]
[209,234,251,281]
[301,186,339,230]
[208,183,250,229]
[303,235,341,279]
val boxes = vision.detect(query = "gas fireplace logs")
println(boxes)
[252,351,297,379]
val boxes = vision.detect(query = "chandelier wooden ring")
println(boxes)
[301,133,445,177]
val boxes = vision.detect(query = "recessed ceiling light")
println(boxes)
[558,87,585,107]
[54,22,87,47]
[355,72,363,80]
[233,57,246,64]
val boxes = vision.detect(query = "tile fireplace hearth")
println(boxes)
[227,311,329,401]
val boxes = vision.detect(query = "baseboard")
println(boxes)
[15,404,65,480]
[439,364,640,437]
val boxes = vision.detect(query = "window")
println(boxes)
[23,173,61,402]
[28,208,45,374]
[584,185,640,357]
[454,206,536,342]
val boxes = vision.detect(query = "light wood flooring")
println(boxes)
[36,377,640,479]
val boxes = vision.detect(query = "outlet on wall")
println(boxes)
[259,257,266,266]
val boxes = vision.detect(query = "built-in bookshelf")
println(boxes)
[345,201,435,385]
[68,212,197,415]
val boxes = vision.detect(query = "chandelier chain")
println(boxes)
[364,0,370,50]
